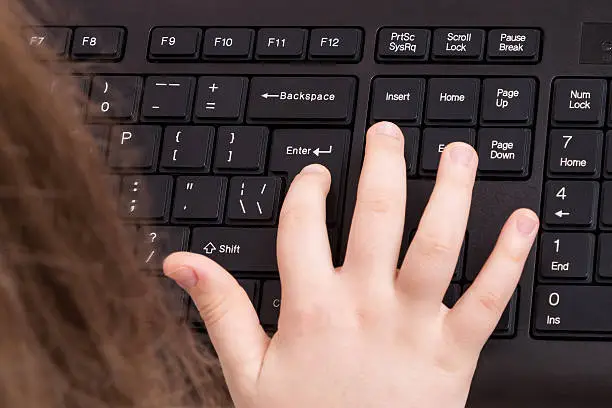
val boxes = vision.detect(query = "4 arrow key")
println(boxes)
[543,180,599,229]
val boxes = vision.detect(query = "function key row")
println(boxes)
[148,27,363,62]
[370,77,537,126]
[26,26,125,61]
[77,75,357,125]
[377,27,541,62]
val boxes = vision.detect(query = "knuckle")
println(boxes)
[358,192,395,215]
[415,232,457,260]
[279,202,310,229]
[195,295,230,328]
[476,290,505,316]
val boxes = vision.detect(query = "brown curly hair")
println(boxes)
[0,1,230,407]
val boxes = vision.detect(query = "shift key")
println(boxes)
[191,228,277,272]
[247,76,357,123]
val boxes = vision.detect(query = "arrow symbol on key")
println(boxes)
[555,210,570,218]
[313,146,333,157]
[261,93,280,99]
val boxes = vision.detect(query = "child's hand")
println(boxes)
[164,122,539,408]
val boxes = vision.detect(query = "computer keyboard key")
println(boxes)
[477,128,531,176]
[370,78,425,124]
[552,79,607,125]
[400,128,420,176]
[138,226,190,269]
[190,228,277,272]
[539,233,594,280]
[108,125,161,171]
[599,182,612,227]
[420,128,476,173]
[194,76,248,121]
[543,181,599,228]
[238,279,259,307]
[88,76,141,120]
[227,177,280,222]
[487,29,541,61]
[256,28,307,59]
[431,28,485,60]
[202,28,254,59]
[597,234,612,279]
[308,28,362,61]
[547,129,603,177]
[149,27,202,59]
[480,78,536,124]
[141,76,195,120]
[604,131,612,177]
[376,28,430,60]
[71,27,125,60]
[171,177,227,222]
[426,78,480,124]
[494,292,517,336]
[160,126,214,171]
[247,77,356,123]
[119,175,172,220]
[213,126,268,173]
[534,286,612,334]
[27,26,71,57]
[159,277,188,320]
[87,125,109,156]
[443,284,461,308]
[259,280,281,326]
[269,129,350,222]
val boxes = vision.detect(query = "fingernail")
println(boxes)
[301,163,326,174]
[169,266,198,290]
[449,143,475,166]
[516,213,539,236]
[374,121,402,139]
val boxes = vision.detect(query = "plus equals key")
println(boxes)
[194,76,249,121]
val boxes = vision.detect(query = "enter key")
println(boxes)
[269,129,350,223]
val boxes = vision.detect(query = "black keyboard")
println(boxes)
[31,0,612,406]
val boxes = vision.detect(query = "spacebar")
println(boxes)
[190,228,277,272]
[534,286,612,333]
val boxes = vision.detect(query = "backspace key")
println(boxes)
[246,76,357,124]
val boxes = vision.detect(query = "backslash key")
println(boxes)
[269,129,350,223]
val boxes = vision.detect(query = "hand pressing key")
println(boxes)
[164,121,539,408]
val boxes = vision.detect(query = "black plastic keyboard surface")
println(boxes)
[29,0,612,406]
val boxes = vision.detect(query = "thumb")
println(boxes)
[163,251,269,388]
